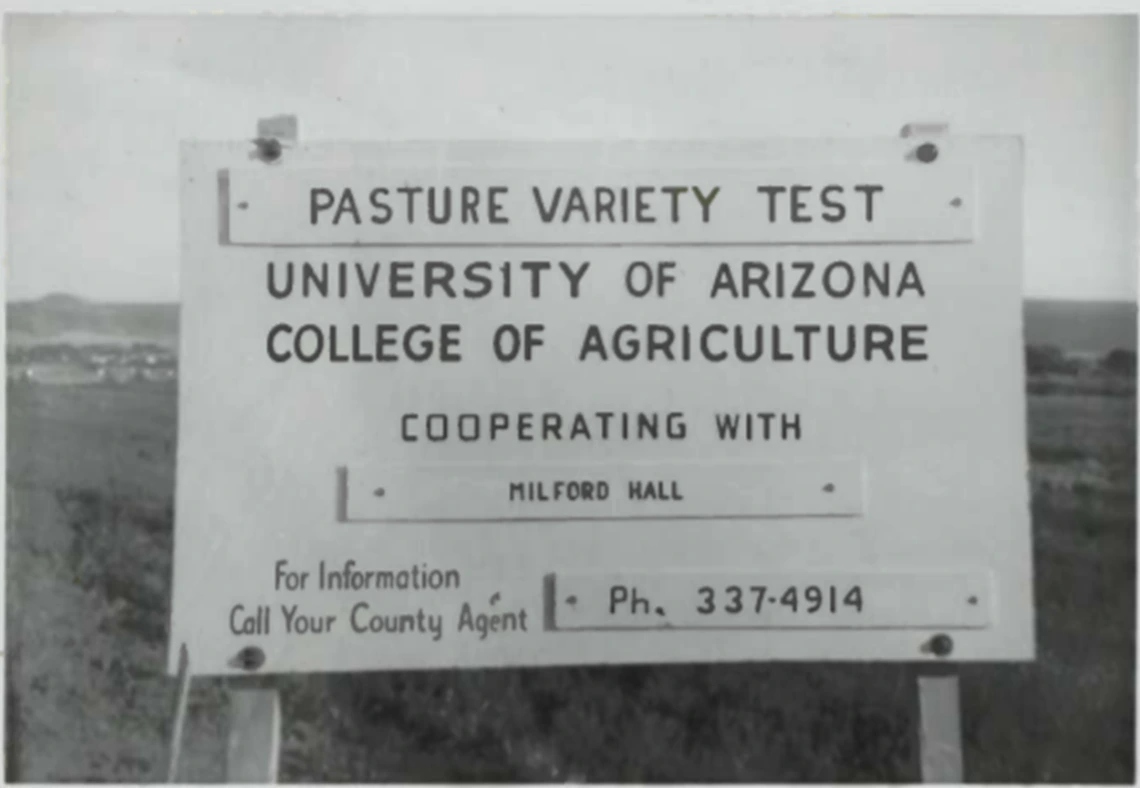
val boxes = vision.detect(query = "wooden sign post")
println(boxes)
[226,687,281,783]
[918,667,965,782]
[165,645,192,783]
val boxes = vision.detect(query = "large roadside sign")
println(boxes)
[170,138,1033,676]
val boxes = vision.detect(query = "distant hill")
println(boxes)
[4,295,1136,356]
[7,295,178,349]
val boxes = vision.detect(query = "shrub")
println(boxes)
[1026,345,1080,376]
[1099,348,1137,377]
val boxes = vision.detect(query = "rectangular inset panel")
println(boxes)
[340,460,864,522]
[552,571,991,630]
[226,165,975,246]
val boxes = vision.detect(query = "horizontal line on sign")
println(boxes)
[546,624,987,632]
[222,240,971,249]
[339,513,860,524]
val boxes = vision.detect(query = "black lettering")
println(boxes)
[521,261,551,297]
[614,325,640,361]
[646,325,675,361]
[771,326,794,361]
[333,190,361,225]
[693,186,719,222]
[427,187,452,225]
[533,187,561,223]
[560,261,590,298]
[329,326,349,362]
[374,325,399,361]
[898,261,926,297]
[542,413,562,440]
[440,324,462,362]
[795,324,821,360]
[901,324,928,360]
[709,263,740,298]
[464,262,493,298]
[820,185,845,222]
[755,186,786,222]
[369,188,393,224]
[635,187,655,223]
[301,263,328,297]
[267,262,293,299]
[426,414,447,441]
[854,184,884,221]
[823,262,855,298]
[310,188,335,224]
[791,262,814,298]
[701,325,728,361]
[741,262,769,298]
[595,188,616,223]
[294,325,323,363]
[401,414,418,442]
[458,414,480,441]
[424,262,457,298]
[864,324,895,361]
[397,187,423,223]
[267,324,292,362]
[661,186,687,222]
[864,262,890,297]
[403,325,432,362]
[389,262,415,298]
[790,185,812,223]
[563,188,590,223]
[460,187,480,223]
[828,325,857,361]
[356,263,381,298]
[734,326,763,362]
[488,187,508,224]
[490,413,509,439]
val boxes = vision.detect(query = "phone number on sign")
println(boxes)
[696,584,864,615]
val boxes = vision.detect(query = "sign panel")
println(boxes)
[171,138,1032,676]
[338,460,866,521]
[552,571,992,630]
[225,165,977,246]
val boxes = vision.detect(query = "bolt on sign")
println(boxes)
[170,138,1033,676]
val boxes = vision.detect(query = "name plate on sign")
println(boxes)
[224,165,976,246]
[338,460,865,522]
[552,571,992,630]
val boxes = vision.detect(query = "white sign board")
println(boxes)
[171,138,1033,676]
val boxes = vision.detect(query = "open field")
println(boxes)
[5,376,1134,783]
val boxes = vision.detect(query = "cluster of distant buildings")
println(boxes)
[6,342,177,386]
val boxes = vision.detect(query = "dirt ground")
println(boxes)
[5,381,1136,782]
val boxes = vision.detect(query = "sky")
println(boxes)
[4,14,1137,302]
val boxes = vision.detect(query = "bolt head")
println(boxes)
[253,138,283,163]
[232,645,266,671]
[929,634,954,658]
[915,142,939,163]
